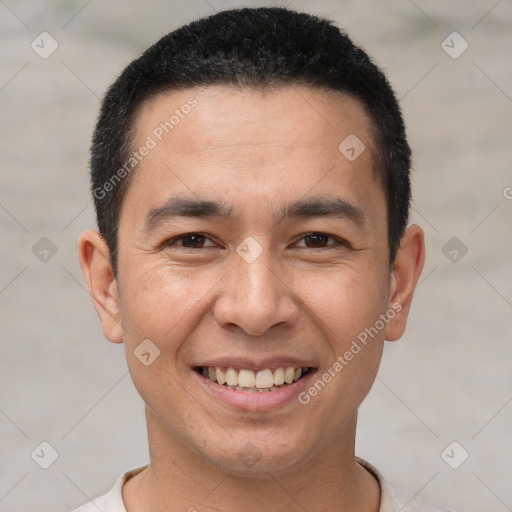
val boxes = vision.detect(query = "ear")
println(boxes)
[384,224,425,341]
[77,229,123,344]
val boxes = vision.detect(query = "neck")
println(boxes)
[123,409,380,512]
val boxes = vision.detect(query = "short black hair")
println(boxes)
[90,7,411,277]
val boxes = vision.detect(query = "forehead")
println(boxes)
[133,85,376,154]
[120,85,384,228]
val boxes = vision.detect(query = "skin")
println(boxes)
[78,85,424,512]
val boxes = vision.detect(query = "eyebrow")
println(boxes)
[142,195,366,234]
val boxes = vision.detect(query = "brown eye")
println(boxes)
[303,233,330,248]
[296,233,342,249]
[178,235,206,248]
[165,233,216,249]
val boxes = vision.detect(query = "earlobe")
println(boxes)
[77,229,124,344]
[384,224,425,342]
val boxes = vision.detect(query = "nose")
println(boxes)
[213,249,300,336]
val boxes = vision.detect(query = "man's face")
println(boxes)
[114,85,394,474]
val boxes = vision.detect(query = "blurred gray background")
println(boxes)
[1,1,511,511]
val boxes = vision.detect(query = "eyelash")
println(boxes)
[163,232,346,250]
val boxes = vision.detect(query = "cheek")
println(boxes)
[298,264,388,397]
[297,269,388,424]
[116,263,212,399]
[117,267,203,422]
[120,262,207,337]
[297,263,390,342]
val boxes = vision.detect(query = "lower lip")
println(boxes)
[193,370,316,411]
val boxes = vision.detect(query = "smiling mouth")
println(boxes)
[194,366,313,392]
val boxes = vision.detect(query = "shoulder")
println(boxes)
[69,465,149,512]
[382,481,456,512]
[356,457,458,512]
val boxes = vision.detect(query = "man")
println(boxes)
[75,7,453,512]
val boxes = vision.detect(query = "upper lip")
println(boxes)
[193,357,316,372]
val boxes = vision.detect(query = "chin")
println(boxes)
[196,430,314,477]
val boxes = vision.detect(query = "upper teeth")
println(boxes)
[202,366,307,389]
